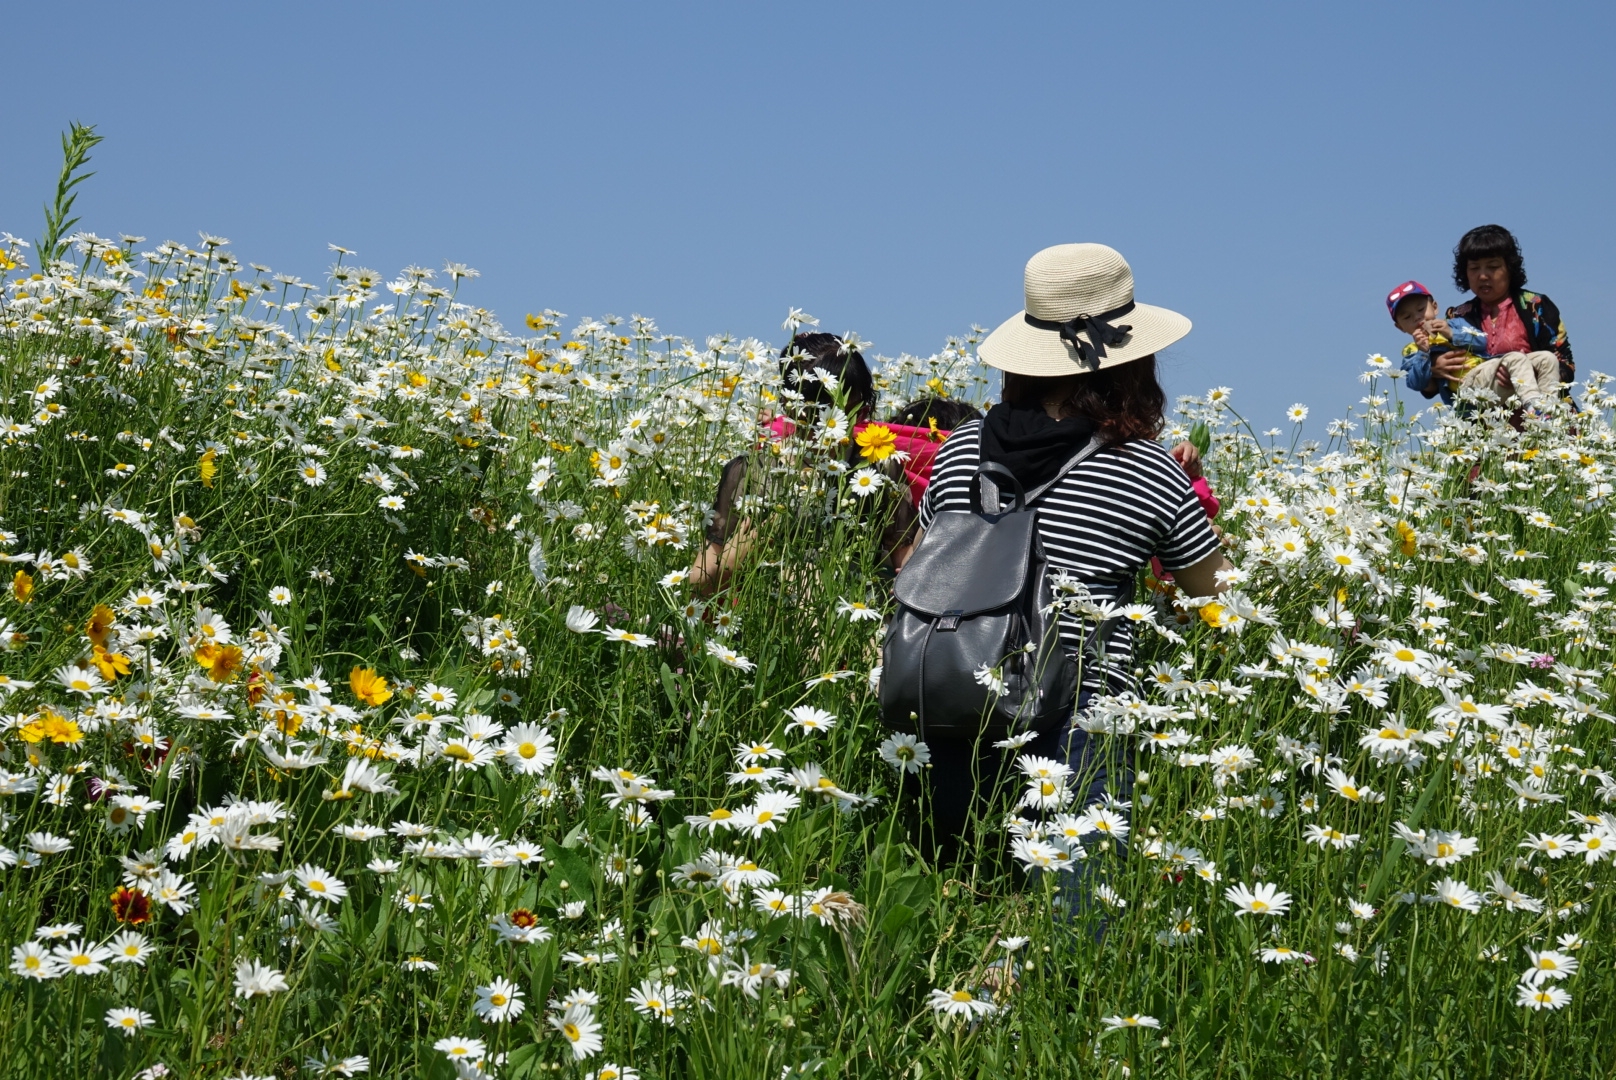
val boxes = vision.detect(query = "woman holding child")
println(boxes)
[1396,224,1573,408]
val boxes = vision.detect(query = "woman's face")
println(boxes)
[1466,256,1511,305]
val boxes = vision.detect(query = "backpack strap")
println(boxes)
[975,435,1105,512]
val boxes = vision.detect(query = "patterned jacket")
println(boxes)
[1447,290,1574,387]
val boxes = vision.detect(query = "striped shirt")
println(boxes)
[917,420,1218,695]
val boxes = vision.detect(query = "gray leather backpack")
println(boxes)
[879,442,1103,741]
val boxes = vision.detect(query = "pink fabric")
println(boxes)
[1482,297,1530,356]
[763,416,950,507]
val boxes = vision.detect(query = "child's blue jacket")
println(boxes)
[1400,318,1487,403]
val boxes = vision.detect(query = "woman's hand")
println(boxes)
[1169,440,1203,480]
[1429,350,1469,382]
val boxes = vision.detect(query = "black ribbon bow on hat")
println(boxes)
[1024,300,1135,366]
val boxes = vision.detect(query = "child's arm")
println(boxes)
[1400,343,1432,393]
[1446,317,1487,355]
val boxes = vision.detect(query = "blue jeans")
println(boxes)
[923,694,1134,917]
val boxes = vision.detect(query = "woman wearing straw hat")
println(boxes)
[911,243,1231,909]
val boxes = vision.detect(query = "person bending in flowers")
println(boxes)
[689,332,916,594]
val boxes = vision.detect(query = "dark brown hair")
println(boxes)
[1000,355,1165,442]
[780,332,874,419]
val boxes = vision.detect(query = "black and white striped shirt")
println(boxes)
[917,420,1218,696]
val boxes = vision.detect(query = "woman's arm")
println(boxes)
[691,455,754,594]
[690,520,756,595]
[1171,548,1232,598]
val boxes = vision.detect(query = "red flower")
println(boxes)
[111,885,152,926]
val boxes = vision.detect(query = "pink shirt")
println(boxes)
[1482,297,1530,356]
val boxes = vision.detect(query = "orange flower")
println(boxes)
[855,424,898,462]
[195,642,244,683]
[86,604,116,648]
[11,570,34,604]
[349,666,392,707]
[111,886,152,926]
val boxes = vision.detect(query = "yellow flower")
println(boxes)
[855,424,898,462]
[86,604,116,648]
[21,710,83,745]
[350,666,392,707]
[1394,520,1417,557]
[1198,602,1225,628]
[92,646,131,681]
[12,570,34,604]
[199,448,218,488]
[229,279,250,302]
[42,713,83,745]
[1520,448,1540,461]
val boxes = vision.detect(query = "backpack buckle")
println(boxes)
[936,610,964,632]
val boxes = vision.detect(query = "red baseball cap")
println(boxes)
[1385,280,1432,322]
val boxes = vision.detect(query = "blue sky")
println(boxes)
[4,1,1612,430]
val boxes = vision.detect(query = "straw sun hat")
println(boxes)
[977,243,1191,376]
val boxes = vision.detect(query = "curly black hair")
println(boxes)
[1453,224,1527,294]
[780,331,874,419]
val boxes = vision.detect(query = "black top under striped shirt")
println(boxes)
[917,419,1219,697]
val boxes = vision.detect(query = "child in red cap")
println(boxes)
[1387,280,1557,408]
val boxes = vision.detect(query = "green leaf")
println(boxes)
[879,902,916,936]
[660,662,681,711]
[1189,420,1212,456]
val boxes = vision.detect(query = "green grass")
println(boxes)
[0,228,1613,1079]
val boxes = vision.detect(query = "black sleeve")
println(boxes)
[1537,293,1573,379]
[706,455,751,546]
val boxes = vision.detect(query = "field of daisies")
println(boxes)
[1,219,1614,1080]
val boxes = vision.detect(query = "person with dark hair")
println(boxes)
[689,333,915,593]
[1429,225,1574,397]
[887,397,984,432]
[908,243,1230,888]
[1386,279,1556,408]
[869,397,987,508]
[777,331,876,418]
